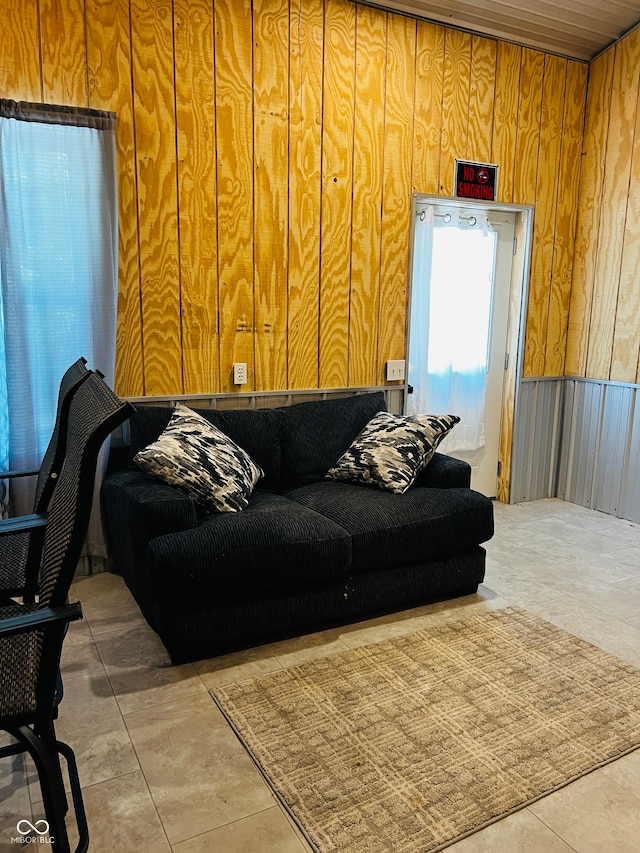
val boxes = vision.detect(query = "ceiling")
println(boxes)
[353,0,640,61]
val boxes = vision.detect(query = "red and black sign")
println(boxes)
[455,160,498,201]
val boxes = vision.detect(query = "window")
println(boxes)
[0,100,118,532]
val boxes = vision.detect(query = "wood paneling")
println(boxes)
[0,0,41,101]
[40,0,87,104]
[319,0,356,388]
[131,0,181,395]
[174,0,219,395]
[2,0,595,410]
[349,6,386,387]
[86,0,143,397]
[214,0,254,393]
[377,13,416,384]
[565,49,615,377]
[567,28,640,384]
[254,0,289,391]
[288,0,323,389]
[524,55,567,377]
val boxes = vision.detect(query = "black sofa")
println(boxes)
[101,392,494,663]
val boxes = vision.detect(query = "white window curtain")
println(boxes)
[408,204,496,454]
[0,100,118,555]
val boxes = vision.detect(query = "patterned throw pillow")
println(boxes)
[325,411,460,494]
[134,403,263,512]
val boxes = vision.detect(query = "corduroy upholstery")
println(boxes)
[102,392,494,663]
[286,481,493,573]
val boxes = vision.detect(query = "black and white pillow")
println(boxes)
[326,411,459,494]
[134,403,263,513]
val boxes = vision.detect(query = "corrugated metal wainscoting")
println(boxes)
[510,376,640,524]
[558,378,640,523]
[510,378,565,504]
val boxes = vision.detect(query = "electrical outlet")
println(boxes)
[232,363,247,385]
[385,359,406,381]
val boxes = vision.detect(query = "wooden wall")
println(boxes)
[1,0,587,397]
[566,26,640,384]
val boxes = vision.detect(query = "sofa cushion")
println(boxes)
[145,491,351,604]
[278,392,387,489]
[286,480,494,573]
[134,404,263,513]
[326,412,459,493]
[128,404,282,490]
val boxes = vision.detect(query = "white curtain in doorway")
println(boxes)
[408,205,497,454]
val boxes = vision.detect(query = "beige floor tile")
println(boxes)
[526,596,640,666]
[529,769,640,853]
[28,671,140,800]
[68,771,171,853]
[601,749,640,798]
[172,806,311,853]
[75,572,148,637]
[94,623,207,715]
[445,807,574,852]
[338,588,507,649]
[60,615,103,679]
[124,692,273,845]
[195,645,283,690]
[0,752,33,851]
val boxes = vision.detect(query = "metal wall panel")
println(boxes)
[556,378,640,522]
[620,391,640,523]
[595,385,634,515]
[510,378,564,503]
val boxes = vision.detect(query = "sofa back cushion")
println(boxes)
[278,392,387,489]
[128,405,282,491]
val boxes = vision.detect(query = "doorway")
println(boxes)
[407,200,522,498]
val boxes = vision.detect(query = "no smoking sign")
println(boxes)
[454,159,498,200]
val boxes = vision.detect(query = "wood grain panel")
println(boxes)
[439,28,471,195]
[611,43,640,382]
[349,5,386,387]
[86,0,143,397]
[491,41,521,203]
[288,0,323,389]
[40,0,87,105]
[545,61,588,377]
[0,0,41,101]
[319,0,356,388]
[612,135,640,382]
[412,21,445,195]
[565,49,614,377]
[174,0,219,395]
[254,0,289,391]
[214,0,255,392]
[131,0,182,395]
[523,55,566,377]
[378,14,416,384]
[586,31,640,380]
[512,48,544,205]
[467,35,497,164]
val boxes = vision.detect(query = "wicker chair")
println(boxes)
[0,371,132,853]
[0,357,90,603]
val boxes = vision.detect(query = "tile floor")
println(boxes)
[2,498,640,852]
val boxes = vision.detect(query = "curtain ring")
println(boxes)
[417,209,426,221]
[443,213,452,224]
[468,215,477,226]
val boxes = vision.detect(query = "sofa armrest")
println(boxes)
[101,470,198,593]
[413,452,471,489]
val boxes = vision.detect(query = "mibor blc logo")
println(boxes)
[11,819,54,845]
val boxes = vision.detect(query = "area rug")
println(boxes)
[210,607,640,852]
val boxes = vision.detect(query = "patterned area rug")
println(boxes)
[211,608,640,853]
